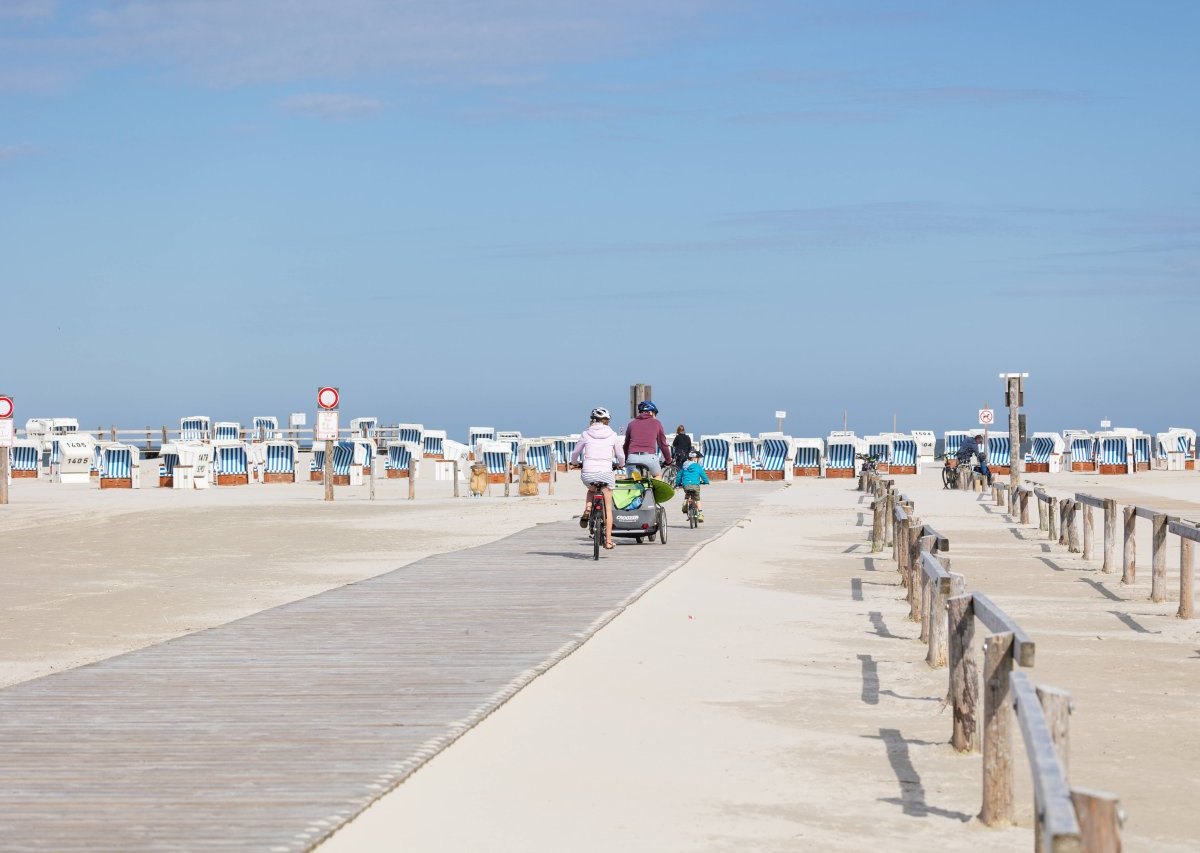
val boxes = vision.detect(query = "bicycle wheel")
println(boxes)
[657,506,667,543]
[592,505,601,560]
[941,466,953,490]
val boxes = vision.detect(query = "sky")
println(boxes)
[2,1,1198,441]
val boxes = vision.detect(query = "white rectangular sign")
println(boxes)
[315,411,339,441]
[775,411,787,419]
[978,408,995,426]
[0,419,13,447]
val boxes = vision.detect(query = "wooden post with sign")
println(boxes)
[0,394,13,506]
[316,386,340,503]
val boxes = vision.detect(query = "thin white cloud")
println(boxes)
[0,0,56,20]
[0,143,38,160]
[279,92,383,120]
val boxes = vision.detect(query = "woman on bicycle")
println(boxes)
[570,407,625,549]
[672,425,692,467]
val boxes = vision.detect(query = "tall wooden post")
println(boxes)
[1151,513,1168,602]
[948,594,979,752]
[0,446,9,505]
[322,439,334,502]
[369,453,376,501]
[870,498,885,552]
[1037,493,1045,530]
[1082,504,1094,560]
[1179,536,1194,619]
[1006,376,1022,494]
[453,459,461,498]
[1102,499,1117,573]
[504,463,512,497]
[1123,506,1136,584]
[408,459,416,500]
[1048,497,1058,541]
[1020,490,1030,525]
[981,632,1015,826]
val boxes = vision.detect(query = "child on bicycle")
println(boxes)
[673,449,709,522]
[570,407,625,549]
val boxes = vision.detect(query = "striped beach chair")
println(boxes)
[792,438,824,477]
[521,440,553,475]
[890,436,919,475]
[100,444,140,489]
[1133,434,1151,471]
[350,417,377,440]
[386,441,419,478]
[310,448,326,482]
[755,433,793,481]
[825,433,862,479]
[252,417,278,441]
[180,416,210,443]
[9,440,40,479]
[1069,434,1096,472]
[350,437,374,477]
[865,436,892,474]
[725,434,756,477]
[263,441,297,483]
[51,435,96,484]
[551,435,579,472]
[91,443,104,478]
[213,444,250,486]
[468,427,495,460]
[988,436,1012,474]
[394,424,424,446]
[699,435,731,481]
[498,431,522,466]
[422,429,446,460]
[1028,433,1064,473]
[1097,434,1130,474]
[159,444,180,487]
[911,430,936,463]
[332,441,359,485]
[213,422,241,443]
[943,431,973,462]
[478,440,512,484]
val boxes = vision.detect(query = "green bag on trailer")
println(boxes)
[611,481,646,510]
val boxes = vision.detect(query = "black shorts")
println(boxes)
[683,486,702,498]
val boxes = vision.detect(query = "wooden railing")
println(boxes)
[868,481,1122,849]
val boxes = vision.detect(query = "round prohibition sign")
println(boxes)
[0,396,13,419]
[317,386,340,410]
[978,408,995,426]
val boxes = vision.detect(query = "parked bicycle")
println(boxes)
[939,454,961,490]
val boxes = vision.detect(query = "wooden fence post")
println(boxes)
[1070,788,1123,853]
[1179,535,1194,619]
[870,497,885,552]
[408,459,416,500]
[1082,503,1094,560]
[323,438,334,502]
[1059,500,1070,548]
[1102,499,1116,573]
[884,491,894,548]
[907,525,924,621]
[1067,502,1080,554]
[1035,685,1073,853]
[505,463,512,497]
[928,572,962,668]
[1037,492,1045,531]
[1151,513,1168,602]
[453,459,461,498]
[1123,506,1136,584]
[1048,497,1058,541]
[948,594,979,753]
[981,631,1015,826]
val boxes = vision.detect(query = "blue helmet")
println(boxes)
[637,400,658,414]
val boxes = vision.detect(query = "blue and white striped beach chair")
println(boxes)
[264,441,297,482]
[865,436,891,473]
[943,431,972,462]
[10,441,40,479]
[756,434,792,480]
[1029,433,1064,473]
[890,436,919,474]
[699,435,731,480]
[350,417,377,440]
[180,416,210,443]
[826,434,861,478]
[1069,435,1096,472]
[468,427,495,459]
[422,430,446,459]
[478,440,512,483]
[159,446,179,486]
[1133,434,1151,471]
[522,441,553,475]
[988,436,1012,472]
[726,434,756,476]
[252,417,278,441]
[100,444,140,489]
[1097,435,1129,473]
[386,441,419,478]
[213,422,240,443]
[213,444,249,485]
[394,424,424,446]
[792,438,824,476]
[51,435,96,484]
[333,441,356,479]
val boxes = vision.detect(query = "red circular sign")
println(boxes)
[317,387,339,410]
[0,396,12,419]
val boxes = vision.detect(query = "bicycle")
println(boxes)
[857,453,880,474]
[587,484,607,560]
[682,488,700,529]
[939,455,961,490]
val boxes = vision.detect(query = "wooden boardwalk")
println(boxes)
[0,485,774,851]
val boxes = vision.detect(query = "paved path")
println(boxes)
[0,484,774,852]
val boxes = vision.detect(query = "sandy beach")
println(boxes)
[3,465,1199,849]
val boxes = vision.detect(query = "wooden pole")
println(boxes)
[1059,500,1070,547]
[1035,685,1073,853]
[453,459,461,498]
[1070,788,1123,853]
[896,517,910,576]
[1179,536,1194,619]
[547,452,555,496]
[0,446,9,505]
[884,491,894,548]
[1020,490,1030,525]
[408,459,416,500]
[504,462,512,497]
[870,497,885,552]
[1151,513,1168,602]
[981,631,1015,826]
[1048,497,1058,541]
[1007,376,1021,494]
[1037,493,1045,530]
[907,525,924,621]
[948,594,979,753]
[322,438,334,502]
[1066,501,1079,553]
[1102,499,1117,573]
[369,453,376,501]
[1082,504,1094,560]
[1123,506,1136,584]
[927,573,961,668]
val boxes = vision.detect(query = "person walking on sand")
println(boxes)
[623,401,671,477]
[570,407,625,550]
[671,424,692,468]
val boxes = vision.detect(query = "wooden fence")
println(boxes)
[862,471,1122,850]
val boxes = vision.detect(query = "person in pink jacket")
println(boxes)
[570,406,626,549]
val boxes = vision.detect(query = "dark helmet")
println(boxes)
[637,400,658,414]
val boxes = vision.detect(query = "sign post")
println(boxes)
[317,387,339,502]
[0,395,13,506]
[775,410,787,434]
[1000,373,1029,492]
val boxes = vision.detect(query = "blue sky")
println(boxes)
[2,1,1197,440]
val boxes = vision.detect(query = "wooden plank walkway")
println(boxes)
[0,484,774,851]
